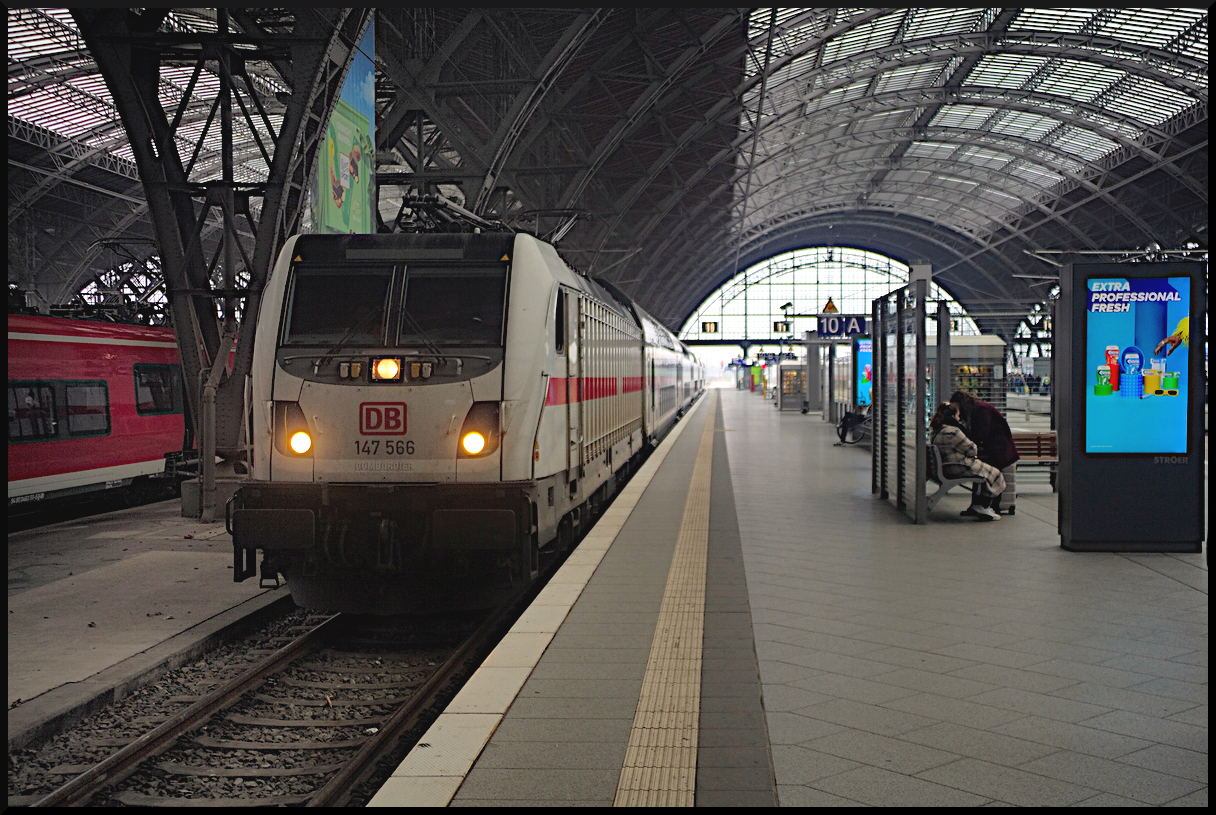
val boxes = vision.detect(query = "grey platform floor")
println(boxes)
[427,386,1207,806]
[8,500,282,752]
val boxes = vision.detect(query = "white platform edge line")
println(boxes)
[366,394,712,807]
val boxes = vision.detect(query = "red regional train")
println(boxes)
[8,313,190,507]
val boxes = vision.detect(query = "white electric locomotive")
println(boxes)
[230,231,702,613]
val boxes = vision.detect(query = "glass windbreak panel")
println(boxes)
[283,265,394,346]
[66,381,110,436]
[399,265,507,346]
[901,307,919,518]
[9,382,57,441]
[833,343,851,404]
[884,309,900,502]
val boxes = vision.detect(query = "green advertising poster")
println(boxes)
[316,20,375,234]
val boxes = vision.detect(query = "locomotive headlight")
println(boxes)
[461,431,486,455]
[372,357,402,381]
[457,402,501,458]
[273,401,313,458]
[289,430,313,454]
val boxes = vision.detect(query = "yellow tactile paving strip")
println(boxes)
[613,391,716,807]
[367,394,708,807]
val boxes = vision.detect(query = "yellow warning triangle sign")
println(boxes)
[821,297,838,313]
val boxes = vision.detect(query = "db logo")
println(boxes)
[360,402,407,435]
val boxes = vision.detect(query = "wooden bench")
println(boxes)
[1011,431,1057,492]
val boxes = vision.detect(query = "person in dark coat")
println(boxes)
[950,389,1019,515]
[930,403,1004,521]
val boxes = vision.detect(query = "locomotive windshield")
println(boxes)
[282,265,394,346]
[281,262,506,348]
[399,265,506,347]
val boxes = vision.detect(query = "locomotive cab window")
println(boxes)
[399,264,507,347]
[134,364,183,415]
[282,264,394,346]
[555,289,566,354]
[66,381,110,437]
[8,382,57,442]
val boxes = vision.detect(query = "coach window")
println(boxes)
[555,289,566,354]
[66,380,111,437]
[134,364,181,415]
[8,382,57,441]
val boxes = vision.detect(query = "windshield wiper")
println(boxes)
[398,305,445,360]
[314,305,383,373]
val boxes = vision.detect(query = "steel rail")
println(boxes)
[307,591,529,807]
[31,614,342,807]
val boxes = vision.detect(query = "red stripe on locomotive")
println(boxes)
[545,376,629,405]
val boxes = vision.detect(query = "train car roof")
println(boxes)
[8,313,177,345]
[288,232,516,265]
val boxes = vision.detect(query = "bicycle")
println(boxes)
[836,408,871,444]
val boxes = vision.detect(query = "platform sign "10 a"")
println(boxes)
[817,314,868,338]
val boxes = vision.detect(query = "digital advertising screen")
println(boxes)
[1084,275,1190,454]
[855,337,873,407]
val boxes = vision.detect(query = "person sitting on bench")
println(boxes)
[950,389,1019,515]
[930,402,1005,522]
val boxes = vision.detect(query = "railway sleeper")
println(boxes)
[155,760,347,777]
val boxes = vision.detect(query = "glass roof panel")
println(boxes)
[7,8,82,62]
[872,62,947,95]
[905,141,957,162]
[991,111,1061,143]
[854,109,909,135]
[740,5,1206,255]
[1033,61,1125,104]
[1016,8,1102,31]
[954,145,1017,173]
[821,14,901,64]
[1009,163,1064,187]
[1104,75,1201,127]
[979,187,1024,209]
[9,7,284,189]
[931,104,997,130]
[1050,128,1119,163]
[1094,8,1204,51]
[902,7,989,39]
[12,83,112,142]
[968,55,1051,90]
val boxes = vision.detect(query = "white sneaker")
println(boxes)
[975,506,1001,521]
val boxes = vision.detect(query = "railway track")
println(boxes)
[26,602,517,807]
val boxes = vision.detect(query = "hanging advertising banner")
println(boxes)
[315,19,376,234]
[1083,275,1190,454]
